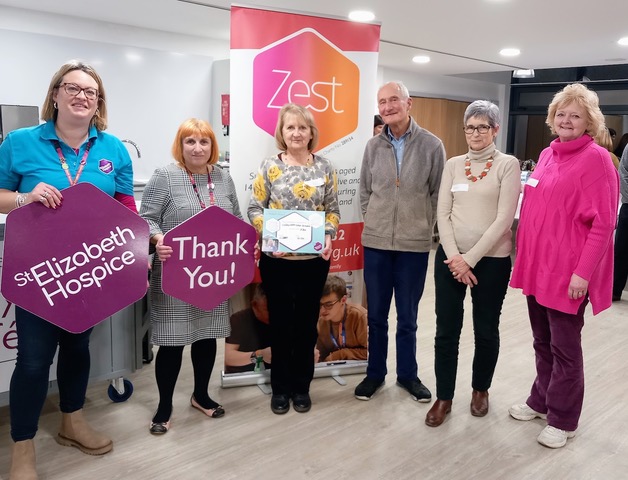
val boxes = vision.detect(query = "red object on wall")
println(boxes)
[221,94,230,126]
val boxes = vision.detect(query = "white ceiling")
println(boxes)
[1,0,627,76]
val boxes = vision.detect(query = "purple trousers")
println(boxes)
[525,295,587,431]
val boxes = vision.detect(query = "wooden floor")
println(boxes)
[2,255,628,480]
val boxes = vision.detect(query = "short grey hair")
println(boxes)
[380,81,410,99]
[464,100,500,127]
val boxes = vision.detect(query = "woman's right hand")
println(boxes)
[29,182,63,209]
[457,270,478,287]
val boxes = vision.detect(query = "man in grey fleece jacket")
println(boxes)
[355,81,445,402]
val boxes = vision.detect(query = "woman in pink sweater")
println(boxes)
[509,83,619,448]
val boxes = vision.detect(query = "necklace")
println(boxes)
[464,156,493,182]
[283,152,312,166]
[186,165,215,208]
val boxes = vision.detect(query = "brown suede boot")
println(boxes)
[9,439,38,480]
[57,409,113,455]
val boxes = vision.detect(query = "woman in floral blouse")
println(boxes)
[248,103,340,415]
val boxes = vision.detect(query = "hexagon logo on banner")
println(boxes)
[162,206,257,311]
[1,183,150,333]
[252,28,360,151]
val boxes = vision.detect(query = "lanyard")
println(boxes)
[52,139,92,186]
[329,307,347,349]
[186,166,215,209]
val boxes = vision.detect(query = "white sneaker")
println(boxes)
[508,403,547,421]
[537,425,576,448]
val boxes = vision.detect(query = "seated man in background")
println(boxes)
[225,283,271,373]
[316,275,368,362]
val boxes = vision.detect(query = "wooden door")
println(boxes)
[410,97,470,159]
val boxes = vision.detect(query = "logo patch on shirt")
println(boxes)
[98,159,114,174]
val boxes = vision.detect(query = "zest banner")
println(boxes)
[229,5,380,299]
[224,6,379,382]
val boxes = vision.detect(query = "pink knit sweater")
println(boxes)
[510,134,619,315]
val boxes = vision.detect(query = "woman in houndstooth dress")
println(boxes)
[140,118,241,434]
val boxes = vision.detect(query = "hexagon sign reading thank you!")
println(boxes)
[252,28,360,151]
[162,206,257,311]
[1,183,150,333]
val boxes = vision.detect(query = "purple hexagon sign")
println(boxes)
[162,206,257,311]
[1,183,149,333]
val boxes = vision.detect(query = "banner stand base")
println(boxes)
[221,361,367,388]
[257,383,272,395]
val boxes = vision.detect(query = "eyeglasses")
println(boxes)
[58,83,99,100]
[320,299,341,310]
[463,124,492,134]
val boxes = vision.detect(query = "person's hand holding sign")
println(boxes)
[152,234,173,262]
[15,182,63,209]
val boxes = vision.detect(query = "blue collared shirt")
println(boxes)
[387,126,411,175]
[0,120,134,196]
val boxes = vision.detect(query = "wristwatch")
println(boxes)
[250,351,258,363]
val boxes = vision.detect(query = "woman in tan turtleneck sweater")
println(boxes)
[425,100,521,427]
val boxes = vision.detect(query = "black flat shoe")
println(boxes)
[149,420,170,435]
[292,393,311,413]
[191,395,225,418]
[271,394,290,415]
[149,409,172,435]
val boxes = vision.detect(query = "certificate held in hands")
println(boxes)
[262,208,325,254]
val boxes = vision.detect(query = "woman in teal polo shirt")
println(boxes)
[0,60,135,479]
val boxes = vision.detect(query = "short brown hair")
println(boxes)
[546,83,605,139]
[274,103,319,152]
[41,60,108,131]
[322,275,347,299]
[171,118,219,168]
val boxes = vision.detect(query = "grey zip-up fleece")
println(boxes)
[360,117,445,252]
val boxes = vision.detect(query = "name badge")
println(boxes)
[526,177,539,188]
[451,184,469,192]
[305,178,325,187]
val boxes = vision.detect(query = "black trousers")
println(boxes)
[260,254,329,395]
[613,203,628,298]
[433,246,511,400]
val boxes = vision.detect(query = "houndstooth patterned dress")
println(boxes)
[139,163,241,346]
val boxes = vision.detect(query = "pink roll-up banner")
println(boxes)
[224,5,380,383]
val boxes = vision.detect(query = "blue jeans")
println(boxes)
[363,247,429,381]
[10,307,92,441]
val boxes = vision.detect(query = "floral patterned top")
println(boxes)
[247,153,340,254]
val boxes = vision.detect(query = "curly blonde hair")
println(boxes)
[546,83,606,139]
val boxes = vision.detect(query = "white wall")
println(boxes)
[0,6,228,183]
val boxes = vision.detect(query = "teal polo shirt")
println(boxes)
[0,120,133,196]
